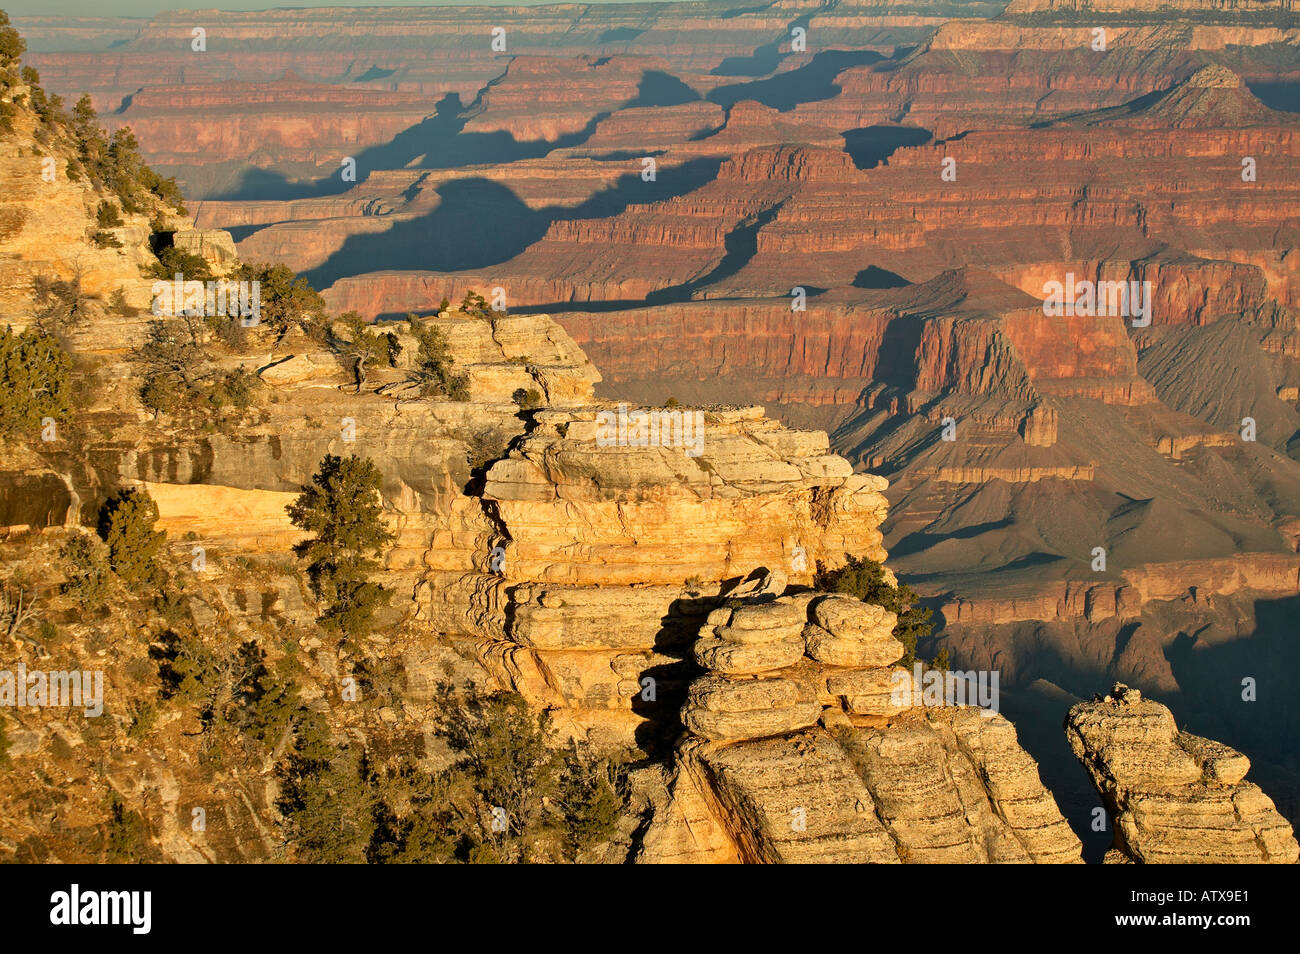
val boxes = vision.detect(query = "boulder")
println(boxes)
[803,623,904,668]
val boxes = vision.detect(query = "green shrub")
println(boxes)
[103,792,149,863]
[95,200,123,228]
[408,317,469,400]
[31,275,87,333]
[0,12,26,76]
[207,365,259,411]
[815,555,933,667]
[274,686,634,864]
[276,711,376,864]
[511,387,542,410]
[59,532,112,607]
[98,488,166,587]
[152,630,300,745]
[149,245,212,282]
[126,700,157,740]
[556,743,627,862]
[379,691,631,863]
[286,454,395,640]
[464,428,508,473]
[0,324,71,436]
[232,641,300,745]
[153,629,221,719]
[138,371,183,417]
[458,289,493,318]
[61,95,187,216]
[369,690,560,864]
[234,263,326,338]
[22,69,66,130]
[132,319,262,422]
[130,318,206,417]
[205,313,247,351]
[329,312,400,393]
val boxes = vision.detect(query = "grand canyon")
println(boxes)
[1,0,1298,879]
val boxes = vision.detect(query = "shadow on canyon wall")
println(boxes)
[842,125,933,169]
[709,49,884,108]
[301,156,725,289]
[710,12,816,78]
[207,49,894,202]
[1247,81,1300,112]
[644,201,787,305]
[208,69,706,202]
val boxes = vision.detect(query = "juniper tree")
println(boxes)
[235,263,327,339]
[555,741,626,862]
[31,274,88,334]
[232,641,300,746]
[377,690,629,863]
[132,319,205,417]
[148,246,213,282]
[512,387,541,410]
[59,532,112,608]
[96,200,124,228]
[103,792,150,863]
[286,454,395,640]
[0,325,71,436]
[276,711,376,864]
[329,311,400,393]
[0,16,22,132]
[815,555,933,667]
[436,690,559,861]
[98,488,166,587]
[407,316,469,400]
[0,12,25,74]
[459,289,493,318]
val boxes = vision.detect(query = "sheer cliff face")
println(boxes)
[431,404,893,746]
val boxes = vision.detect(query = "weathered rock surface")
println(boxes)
[452,404,892,745]
[654,572,1083,862]
[645,701,1085,863]
[1067,684,1299,864]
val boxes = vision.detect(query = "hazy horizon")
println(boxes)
[7,0,669,16]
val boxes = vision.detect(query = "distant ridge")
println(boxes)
[1058,64,1291,127]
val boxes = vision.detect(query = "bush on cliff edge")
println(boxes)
[816,555,933,667]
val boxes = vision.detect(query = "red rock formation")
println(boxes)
[104,76,439,167]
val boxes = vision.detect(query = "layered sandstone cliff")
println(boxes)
[5,3,1299,865]
[641,582,1083,863]
[1067,684,1299,863]
[436,402,891,746]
